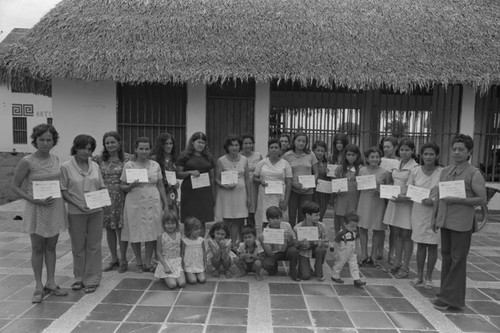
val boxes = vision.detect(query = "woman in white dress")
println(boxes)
[240,133,263,227]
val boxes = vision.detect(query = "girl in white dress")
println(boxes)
[182,217,207,284]
[155,211,186,289]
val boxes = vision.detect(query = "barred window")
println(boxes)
[13,117,27,144]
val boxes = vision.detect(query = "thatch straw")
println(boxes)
[1,0,500,94]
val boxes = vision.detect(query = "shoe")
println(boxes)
[224,270,233,279]
[376,255,383,261]
[433,299,450,311]
[354,280,366,287]
[136,264,144,273]
[364,257,374,266]
[424,280,434,290]
[71,281,84,290]
[118,262,128,273]
[373,260,385,271]
[390,264,402,274]
[316,276,325,282]
[291,276,300,282]
[394,268,409,279]
[410,278,424,286]
[44,286,68,296]
[103,260,119,272]
[331,277,344,284]
[143,265,155,273]
[31,290,44,303]
[84,285,98,294]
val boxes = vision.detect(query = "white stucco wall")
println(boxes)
[0,85,52,153]
[255,82,270,155]
[51,79,116,162]
[186,83,206,142]
[460,85,475,136]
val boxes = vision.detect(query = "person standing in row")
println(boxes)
[12,124,68,303]
[283,132,318,227]
[432,134,486,311]
[120,137,169,273]
[92,131,131,273]
[177,132,215,236]
[240,133,263,227]
[153,133,180,213]
[61,134,105,294]
[279,133,291,156]
[312,140,330,221]
[215,134,251,247]
[253,138,292,232]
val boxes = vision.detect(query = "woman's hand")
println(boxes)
[279,199,288,211]
[246,197,251,208]
[79,205,92,213]
[260,180,267,187]
[220,183,237,190]
[173,181,180,190]
[128,179,140,191]
[292,182,303,190]
[370,188,380,197]
[421,198,434,206]
[32,196,55,206]
[190,170,201,177]
[431,217,439,233]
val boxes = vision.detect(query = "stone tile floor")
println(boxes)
[1,214,500,332]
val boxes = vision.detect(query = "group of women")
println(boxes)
[14,123,485,311]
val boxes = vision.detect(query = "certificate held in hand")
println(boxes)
[165,171,177,185]
[327,164,338,177]
[84,189,111,209]
[263,228,285,245]
[296,226,319,241]
[316,180,333,194]
[126,169,149,183]
[264,181,283,195]
[331,178,348,192]
[356,175,377,190]
[32,180,62,199]
[221,171,238,185]
[379,185,401,199]
[439,180,466,199]
[406,185,431,203]
[380,158,400,171]
[191,172,210,189]
[298,175,316,189]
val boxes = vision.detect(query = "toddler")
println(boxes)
[181,217,206,284]
[206,222,238,278]
[331,211,366,287]
[236,226,264,280]
[154,211,186,289]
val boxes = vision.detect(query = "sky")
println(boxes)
[0,0,61,42]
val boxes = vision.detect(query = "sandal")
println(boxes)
[390,265,402,274]
[225,270,233,279]
[103,260,120,272]
[424,280,434,289]
[44,286,68,296]
[71,281,84,290]
[211,271,220,278]
[84,285,98,294]
[395,268,409,279]
[31,290,44,303]
[118,262,128,273]
[136,264,144,273]
[373,260,385,271]
[411,277,423,286]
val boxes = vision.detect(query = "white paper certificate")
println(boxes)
[406,185,431,203]
[331,178,348,192]
[327,164,338,177]
[439,180,466,199]
[191,173,210,189]
[126,169,149,183]
[296,226,319,241]
[265,181,283,195]
[165,171,177,185]
[380,158,400,171]
[298,175,316,189]
[263,228,285,245]
[356,175,377,190]
[316,180,333,194]
[32,180,61,199]
[221,171,238,185]
[379,185,401,199]
[84,189,111,209]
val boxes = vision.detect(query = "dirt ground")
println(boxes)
[0,153,25,205]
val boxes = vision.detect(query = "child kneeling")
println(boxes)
[155,211,186,289]
[206,222,239,278]
[331,211,366,287]
[294,202,328,281]
[236,226,265,280]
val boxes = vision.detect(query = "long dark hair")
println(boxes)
[312,140,328,163]
[154,133,177,176]
[178,132,214,163]
[331,133,349,163]
[338,143,363,177]
[290,132,311,154]
[101,131,125,162]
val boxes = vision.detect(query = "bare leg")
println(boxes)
[131,242,142,266]
[401,229,413,272]
[144,241,155,269]
[197,272,206,283]
[30,234,46,293]
[106,228,119,263]
[334,215,344,235]
[426,244,438,281]
[392,227,403,267]
[253,260,263,280]
[416,243,426,281]
[371,230,384,260]
[44,234,59,289]
[359,227,369,261]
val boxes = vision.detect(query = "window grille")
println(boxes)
[13,117,27,144]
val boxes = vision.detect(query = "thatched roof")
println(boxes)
[0,28,51,96]
[1,0,500,94]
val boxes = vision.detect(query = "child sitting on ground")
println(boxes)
[154,211,186,289]
[236,225,264,280]
[259,206,299,281]
[294,202,329,281]
[331,211,366,287]
[206,222,238,278]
